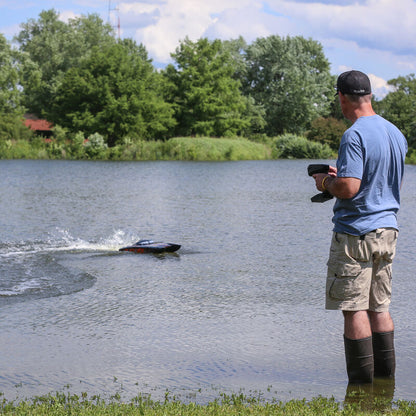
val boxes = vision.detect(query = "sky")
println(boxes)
[1,0,415,99]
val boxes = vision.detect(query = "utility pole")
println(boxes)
[108,1,120,39]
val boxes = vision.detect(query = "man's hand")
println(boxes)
[307,164,336,202]
[312,165,337,192]
[313,172,330,192]
[313,171,361,199]
[328,165,338,176]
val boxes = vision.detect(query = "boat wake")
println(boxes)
[0,229,139,305]
[0,228,139,258]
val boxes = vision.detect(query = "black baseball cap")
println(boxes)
[336,70,371,96]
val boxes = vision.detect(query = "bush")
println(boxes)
[307,117,348,150]
[406,148,416,164]
[84,133,109,159]
[274,134,334,159]
[0,139,38,159]
[52,125,68,144]
[0,114,33,142]
[67,131,86,159]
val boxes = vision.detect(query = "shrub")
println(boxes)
[52,125,68,144]
[406,148,416,164]
[84,133,109,159]
[0,139,38,159]
[67,131,86,159]
[274,134,334,159]
[0,114,33,142]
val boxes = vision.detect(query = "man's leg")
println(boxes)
[344,310,372,339]
[343,311,374,383]
[368,311,394,333]
[369,311,395,378]
[367,228,397,378]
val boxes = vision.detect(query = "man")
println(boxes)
[312,70,408,384]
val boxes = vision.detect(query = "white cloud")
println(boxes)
[130,0,219,61]
[59,10,78,22]
[118,2,161,29]
[368,73,395,99]
[203,5,280,43]
[119,0,270,62]
[268,0,416,55]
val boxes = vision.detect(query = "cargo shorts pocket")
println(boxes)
[327,260,363,301]
[381,229,398,263]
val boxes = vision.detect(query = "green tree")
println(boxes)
[163,37,250,137]
[221,37,266,137]
[49,40,175,145]
[0,34,23,114]
[221,37,248,85]
[15,9,115,115]
[242,35,334,136]
[0,34,32,142]
[376,74,416,147]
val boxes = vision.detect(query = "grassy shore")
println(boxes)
[2,134,416,163]
[1,391,416,415]
[0,134,335,161]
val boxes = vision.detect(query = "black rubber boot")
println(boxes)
[372,331,395,378]
[344,335,374,384]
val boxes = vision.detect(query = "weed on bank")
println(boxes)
[1,392,416,416]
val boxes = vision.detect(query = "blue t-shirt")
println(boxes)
[333,115,407,235]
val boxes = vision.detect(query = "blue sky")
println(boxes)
[1,0,415,98]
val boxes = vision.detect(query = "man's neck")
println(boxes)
[349,105,376,123]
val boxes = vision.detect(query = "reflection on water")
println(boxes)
[0,160,415,404]
[344,378,396,412]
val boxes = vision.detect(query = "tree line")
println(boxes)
[0,9,415,158]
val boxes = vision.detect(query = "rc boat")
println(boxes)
[119,239,181,254]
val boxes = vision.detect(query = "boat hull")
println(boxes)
[119,240,181,254]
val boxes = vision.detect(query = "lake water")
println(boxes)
[1,159,415,404]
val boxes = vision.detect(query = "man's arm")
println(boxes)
[313,173,361,200]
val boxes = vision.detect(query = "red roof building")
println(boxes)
[24,114,53,137]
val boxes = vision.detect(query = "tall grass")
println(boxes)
[107,136,272,161]
[161,137,271,161]
[1,391,416,415]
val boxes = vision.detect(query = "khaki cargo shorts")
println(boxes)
[326,228,398,312]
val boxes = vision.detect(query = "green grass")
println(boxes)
[1,391,416,415]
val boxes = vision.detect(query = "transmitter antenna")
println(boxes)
[108,1,120,38]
